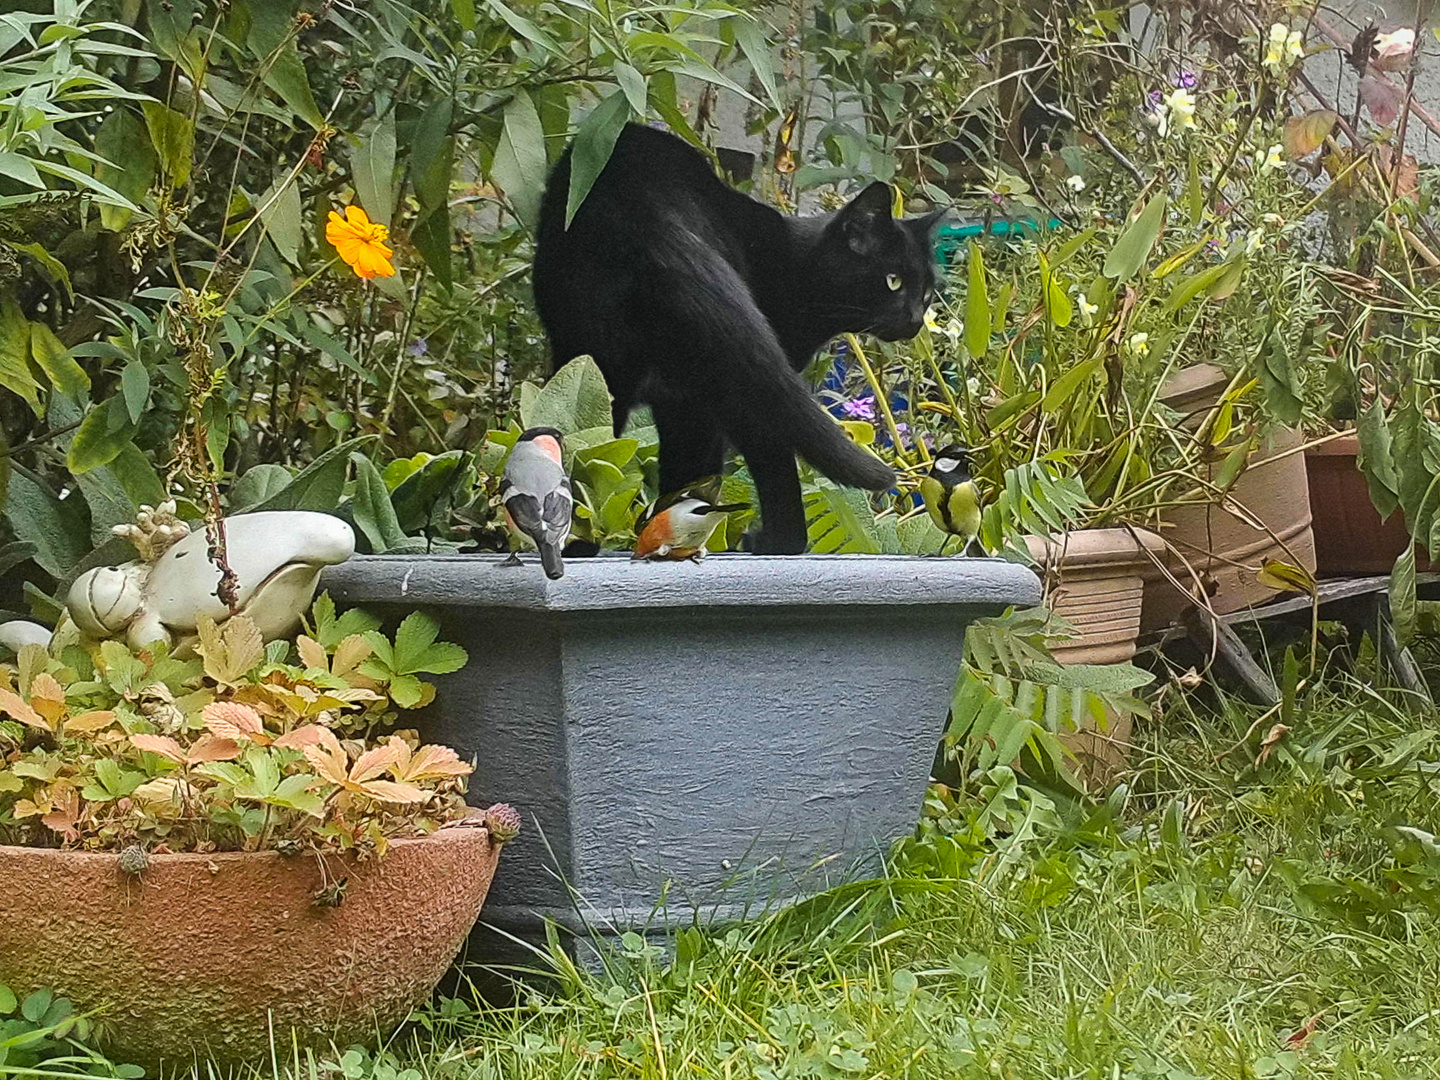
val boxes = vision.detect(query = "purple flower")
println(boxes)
[407,338,429,357]
[842,395,876,420]
[1173,70,1198,89]
[1144,89,1163,113]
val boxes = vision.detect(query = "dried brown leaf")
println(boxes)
[0,686,48,731]
[63,710,118,735]
[131,733,187,764]
[203,701,268,743]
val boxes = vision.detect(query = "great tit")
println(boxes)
[500,427,573,579]
[633,496,750,561]
[919,444,984,556]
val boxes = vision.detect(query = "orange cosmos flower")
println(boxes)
[325,205,396,279]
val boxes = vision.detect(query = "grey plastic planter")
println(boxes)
[320,553,1039,943]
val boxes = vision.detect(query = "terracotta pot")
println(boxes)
[0,828,501,1069]
[1141,365,1317,631]
[1307,435,1429,576]
[1025,527,1165,782]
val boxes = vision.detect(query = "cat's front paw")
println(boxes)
[741,529,806,555]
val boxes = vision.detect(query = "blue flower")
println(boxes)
[841,395,876,420]
[406,338,429,357]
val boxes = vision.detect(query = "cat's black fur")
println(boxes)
[532,122,944,554]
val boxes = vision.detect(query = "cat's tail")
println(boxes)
[648,235,896,492]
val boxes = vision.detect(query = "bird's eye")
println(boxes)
[886,273,903,292]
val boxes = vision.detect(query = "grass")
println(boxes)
[9,658,1440,1080]
[352,659,1440,1080]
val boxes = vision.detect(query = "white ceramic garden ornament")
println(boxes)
[57,504,356,653]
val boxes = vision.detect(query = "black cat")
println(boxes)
[532,122,943,554]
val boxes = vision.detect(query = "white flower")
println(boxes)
[1261,213,1285,229]
[1245,228,1265,255]
[1161,88,1197,136]
[966,377,982,396]
[1254,143,1285,173]
[924,306,942,333]
[1077,293,1099,327]
[1126,332,1150,357]
[1065,174,1086,192]
[1264,23,1304,77]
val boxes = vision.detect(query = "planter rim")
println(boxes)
[1026,527,1166,573]
[1305,433,1359,457]
[0,827,486,866]
[320,552,1042,613]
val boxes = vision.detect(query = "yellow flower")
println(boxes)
[326,205,396,279]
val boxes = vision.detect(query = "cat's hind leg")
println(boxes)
[654,399,726,496]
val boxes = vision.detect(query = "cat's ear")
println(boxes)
[909,207,948,237]
[834,181,895,254]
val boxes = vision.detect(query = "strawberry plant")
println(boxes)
[0,596,509,860]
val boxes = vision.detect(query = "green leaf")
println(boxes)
[252,436,375,513]
[485,0,563,57]
[21,988,52,1024]
[12,242,73,299]
[520,355,613,433]
[141,101,194,189]
[120,360,150,424]
[805,482,882,554]
[351,115,397,227]
[0,152,42,189]
[0,983,15,1015]
[1041,355,1100,413]
[1103,194,1166,281]
[1186,152,1203,227]
[732,15,781,110]
[389,451,467,535]
[0,298,40,415]
[611,61,649,118]
[230,463,292,511]
[94,108,156,231]
[964,243,990,358]
[411,96,455,211]
[67,397,135,474]
[389,673,425,708]
[1165,257,1237,313]
[1038,253,1072,328]
[1357,398,1401,519]
[411,207,452,290]
[394,612,468,675]
[451,0,476,30]
[565,90,632,227]
[245,0,324,128]
[1391,546,1417,646]
[490,91,549,229]
[258,175,303,266]
[76,442,167,546]
[1257,328,1303,426]
[28,322,87,395]
[348,453,408,554]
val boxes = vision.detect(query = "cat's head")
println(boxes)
[810,182,946,341]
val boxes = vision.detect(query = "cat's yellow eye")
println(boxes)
[886,273,903,292]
